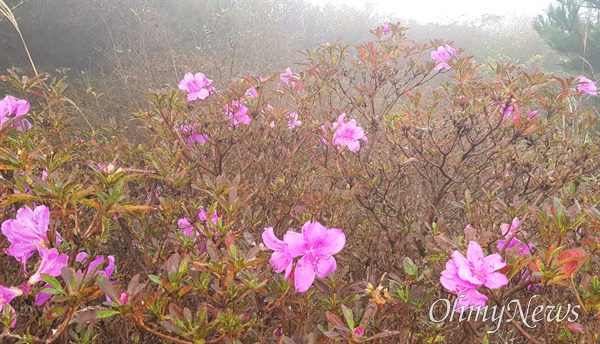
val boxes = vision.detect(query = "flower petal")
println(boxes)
[262,227,285,251]
[315,256,337,278]
[294,256,316,293]
[283,231,305,257]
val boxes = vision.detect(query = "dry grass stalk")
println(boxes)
[0,0,38,75]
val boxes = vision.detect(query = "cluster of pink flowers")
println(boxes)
[0,95,31,131]
[178,72,215,102]
[0,205,68,326]
[578,76,597,95]
[0,286,22,328]
[494,99,539,122]
[262,221,345,292]
[279,68,305,94]
[430,45,456,71]
[440,241,508,312]
[179,124,208,146]
[225,100,251,127]
[35,252,115,306]
[286,112,302,130]
[380,23,391,35]
[179,206,220,252]
[327,113,367,153]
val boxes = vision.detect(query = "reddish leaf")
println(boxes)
[557,247,587,279]
[564,322,585,333]
[326,311,344,327]
[497,264,510,275]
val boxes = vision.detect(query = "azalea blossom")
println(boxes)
[331,113,367,153]
[244,87,258,99]
[287,112,302,129]
[285,221,346,292]
[1,205,60,271]
[225,100,251,127]
[179,207,220,255]
[262,227,294,280]
[180,124,207,146]
[500,100,516,120]
[178,217,195,237]
[36,253,115,305]
[380,23,391,35]
[497,217,532,256]
[440,241,508,312]
[263,221,345,293]
[0,95,31,131]
[430,45,456,71]
[178,72,215,102]
[0,285,23,328]
[28,245,68,285]
[578,76,597,95]
[279,68,304,94]
[320,125,328,145]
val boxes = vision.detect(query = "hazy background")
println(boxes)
[308,0,555,23]
[0,0,587,130]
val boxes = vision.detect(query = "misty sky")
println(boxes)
[308,0,556,23]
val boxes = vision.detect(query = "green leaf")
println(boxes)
[403,257,418,278]
[97,310,120,319]
[341,305,354,330]
[96,275,120,302]
[0,193,40,206]
[148,274,163,286]
[41,287,64,295]
[41,274,63,291]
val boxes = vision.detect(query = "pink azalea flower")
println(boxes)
[75,251,88,263]
[97,255,115,280]
[381,23,391,35]
[244,87,258,99]
[28,245,68,285]
[332,113,367,153]
[198,206,219,227]
[501,101,516,120]
[282,221,345,293]
[1,205,59,271]
[578,76,597,95]
[287,112,302,130]
[320,125,328,145]
[178,72,215,102]
[440,241,508,312]
[430,45,455,71]
[36,254,114,304]
[279,68,304,94]
[225,100,251,127]
[0,95,31,131]
[0,285,23,328]
[178,217,194,237]
[262,227,294,280]
[34,286,52,306]
[180,124,207,146]
[444,44,457,56]
[497,218,532,256]
[440,257,489,311]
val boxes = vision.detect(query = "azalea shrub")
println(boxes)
[1,23,600,343]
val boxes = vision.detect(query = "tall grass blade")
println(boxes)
[0,0,38,75]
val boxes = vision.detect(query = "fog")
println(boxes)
[0,0,573,126]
